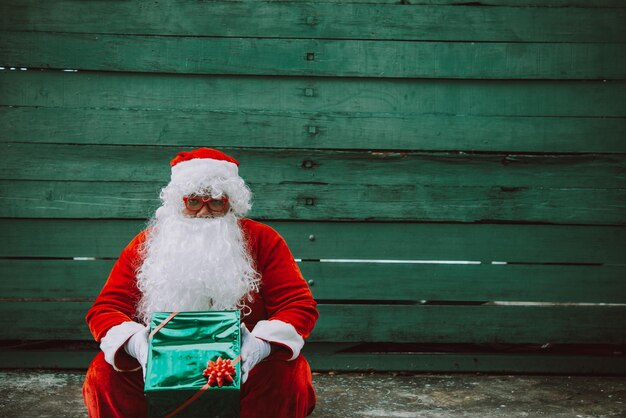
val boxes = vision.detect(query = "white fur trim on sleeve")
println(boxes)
[251,320,305,361]
[100,321,146,371]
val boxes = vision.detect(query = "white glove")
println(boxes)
[240,324,271,384]
[124,326,149,379]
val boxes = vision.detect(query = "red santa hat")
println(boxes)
[169,148,241,185]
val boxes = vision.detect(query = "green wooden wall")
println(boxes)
[1,0,625,373]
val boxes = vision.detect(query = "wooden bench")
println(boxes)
[1,0,625,374]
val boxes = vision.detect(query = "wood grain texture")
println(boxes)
[3,32,625,79]
[1,347,625,374]
[1,0,625,365]
[1,1,624,42]
[2,179,624,224]
[303,349,626,374]
[3,107,626,153]
[2,144,624,186]
[2,259,624,304]
[301,263,626,304]
[1,145,624,224]
[1,302,624,344]
[0,259,114,299]
[2,219,624,264]
[128,0,625,6]
[2,71,624,117]
[314,304,626,344]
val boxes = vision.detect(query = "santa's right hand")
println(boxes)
[124,326,149,378]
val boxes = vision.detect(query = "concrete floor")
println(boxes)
[0,370,624,417]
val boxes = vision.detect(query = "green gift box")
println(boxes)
[144,310,241,418]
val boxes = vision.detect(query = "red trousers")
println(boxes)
[83,351,316,418]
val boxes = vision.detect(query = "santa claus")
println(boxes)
[83,148,319,417]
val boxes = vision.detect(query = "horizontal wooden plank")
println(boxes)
[0,220,145,259]
[231,0,626,5]
[0,181,164,219]
[2,178,625,224]
[0,259,113,299]
[314,304,626,344]
[1,1,623,42]
[3,107,626,153]
[0,349,98,369]
[0,302,94,340]
[2,220,624,264]
[2,145,624,187]
[2,346,625,374]
[213,0,626,6]
[3,32,625,79]
[2,71,625,117]
[66,0,624,6]
[301,263,626,304]
[1,302,624,344]
[93,0,626,6]
[304,349,626,374]
[282,222,626,264]
[3,259,625,304]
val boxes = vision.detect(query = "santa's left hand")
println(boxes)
[240,323,271,383]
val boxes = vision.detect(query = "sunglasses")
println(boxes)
[182,195,229,213]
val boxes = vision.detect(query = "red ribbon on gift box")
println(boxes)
[148,311,179,339]
[164,356,240,418]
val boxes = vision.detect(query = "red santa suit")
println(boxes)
[83,216,318,417]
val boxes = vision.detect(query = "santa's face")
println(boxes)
[135,184,259,324]
[181,194,231,218]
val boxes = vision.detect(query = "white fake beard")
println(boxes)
[136,211,260,324]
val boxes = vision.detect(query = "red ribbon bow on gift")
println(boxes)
[164,355,240,418]
[202,357,237,387]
